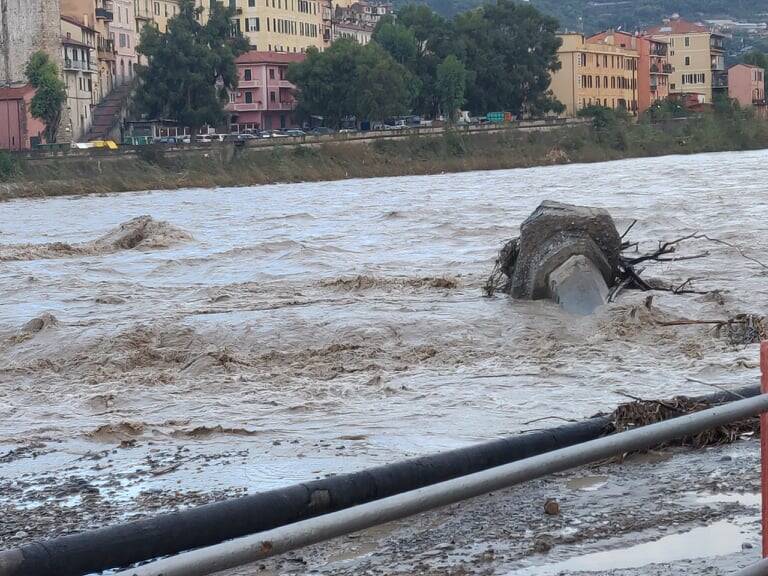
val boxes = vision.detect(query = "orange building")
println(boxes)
[588,31,671,114]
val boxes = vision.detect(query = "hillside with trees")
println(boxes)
[407,0,767,31]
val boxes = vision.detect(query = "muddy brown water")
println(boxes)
[1,150,768,540]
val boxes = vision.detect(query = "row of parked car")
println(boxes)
[152,127,338,145]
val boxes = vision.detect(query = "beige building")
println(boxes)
[549,33,640,117]
[60,0,117,102]
[197,0,329,53]
[646,17,726,103]
[61,16,98,139]
[135,0,179,33]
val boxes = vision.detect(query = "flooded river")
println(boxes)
[2,149,768,547]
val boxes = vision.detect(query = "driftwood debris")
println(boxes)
[611,393,757,450]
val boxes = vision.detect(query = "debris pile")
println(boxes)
[611,393,758,449]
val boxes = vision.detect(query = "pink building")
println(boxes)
[228,51,305,132]
[728,64,765,107]
[0,86,46,150]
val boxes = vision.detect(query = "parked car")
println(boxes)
[383,120,407,130]
[268,130,289,138]
[155,136,180,145]
[283,129,306,137]
[338,128,357,134]
[310,127,334,136]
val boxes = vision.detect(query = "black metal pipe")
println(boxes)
[0,384,759,576]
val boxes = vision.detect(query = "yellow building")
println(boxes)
[134,0,180,34]
[646,17,726,103]
[549,33,639,117]
[197,0,329,53]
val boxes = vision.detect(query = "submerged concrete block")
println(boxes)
[548,255,610,316]
[510,201,621,313]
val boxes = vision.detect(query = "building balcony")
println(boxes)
[238,80,261,88]
[230,102,264,112]
[710,39,725,53]
[712,72,728,89]
[96,7,113,21]
[64,59,96,73]
[135,9,152,21]
[267,101,296,111]
[266,80,294,89]
[650,63,672,74]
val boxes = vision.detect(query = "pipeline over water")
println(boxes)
[0,385,759,576]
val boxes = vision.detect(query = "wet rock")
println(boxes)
[532,534,554,554]
[544,499,560,516]
[22,313,58,333]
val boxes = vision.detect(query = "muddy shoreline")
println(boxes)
[3,118,768,200]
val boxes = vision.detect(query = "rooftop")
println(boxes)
[61,15,97,33]
[646,18,716,36]
[235,51,306,65]
[0,85,34,100]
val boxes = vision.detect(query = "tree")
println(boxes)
[287,40,362,127]
[373,6,456,118]
[355,43,414,121]
[743,51,768,71]
[135,0,248,135]
[288,39,412,126]
[25,51,66,143]
[435,55,467,122]
[455,0,562,117]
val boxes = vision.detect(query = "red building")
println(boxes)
[228,51,306,132]
[0,86,46,150]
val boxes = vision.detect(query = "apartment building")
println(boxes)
[588,30,671,114]
[227,50,304,130]
[728,64,765,107]
[331,1,392,45]
[198,0,328,53]
[646,17,726,103]
[549,33,640,117]
[111,0,138,84]
[61,16,98,139]
[60,0,117,102]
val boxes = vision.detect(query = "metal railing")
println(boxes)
[114,383,768,576]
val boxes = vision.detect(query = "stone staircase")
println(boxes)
[83,82,133,142]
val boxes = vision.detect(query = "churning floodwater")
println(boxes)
[1,150,768,529]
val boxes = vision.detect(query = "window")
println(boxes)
[244,69,252,81]
[249,0,256,5]
[269,68,275,79]
[245,91,253,103]
[246,17,260,31]
[684,36,690,47]
[685,56,690,66]
[229,92,235,104]
[279,67,285,80]
[596,76,601,88]
[603,55,608,67]
[270,91,276,102]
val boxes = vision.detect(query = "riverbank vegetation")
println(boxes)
[2,108,768,200]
